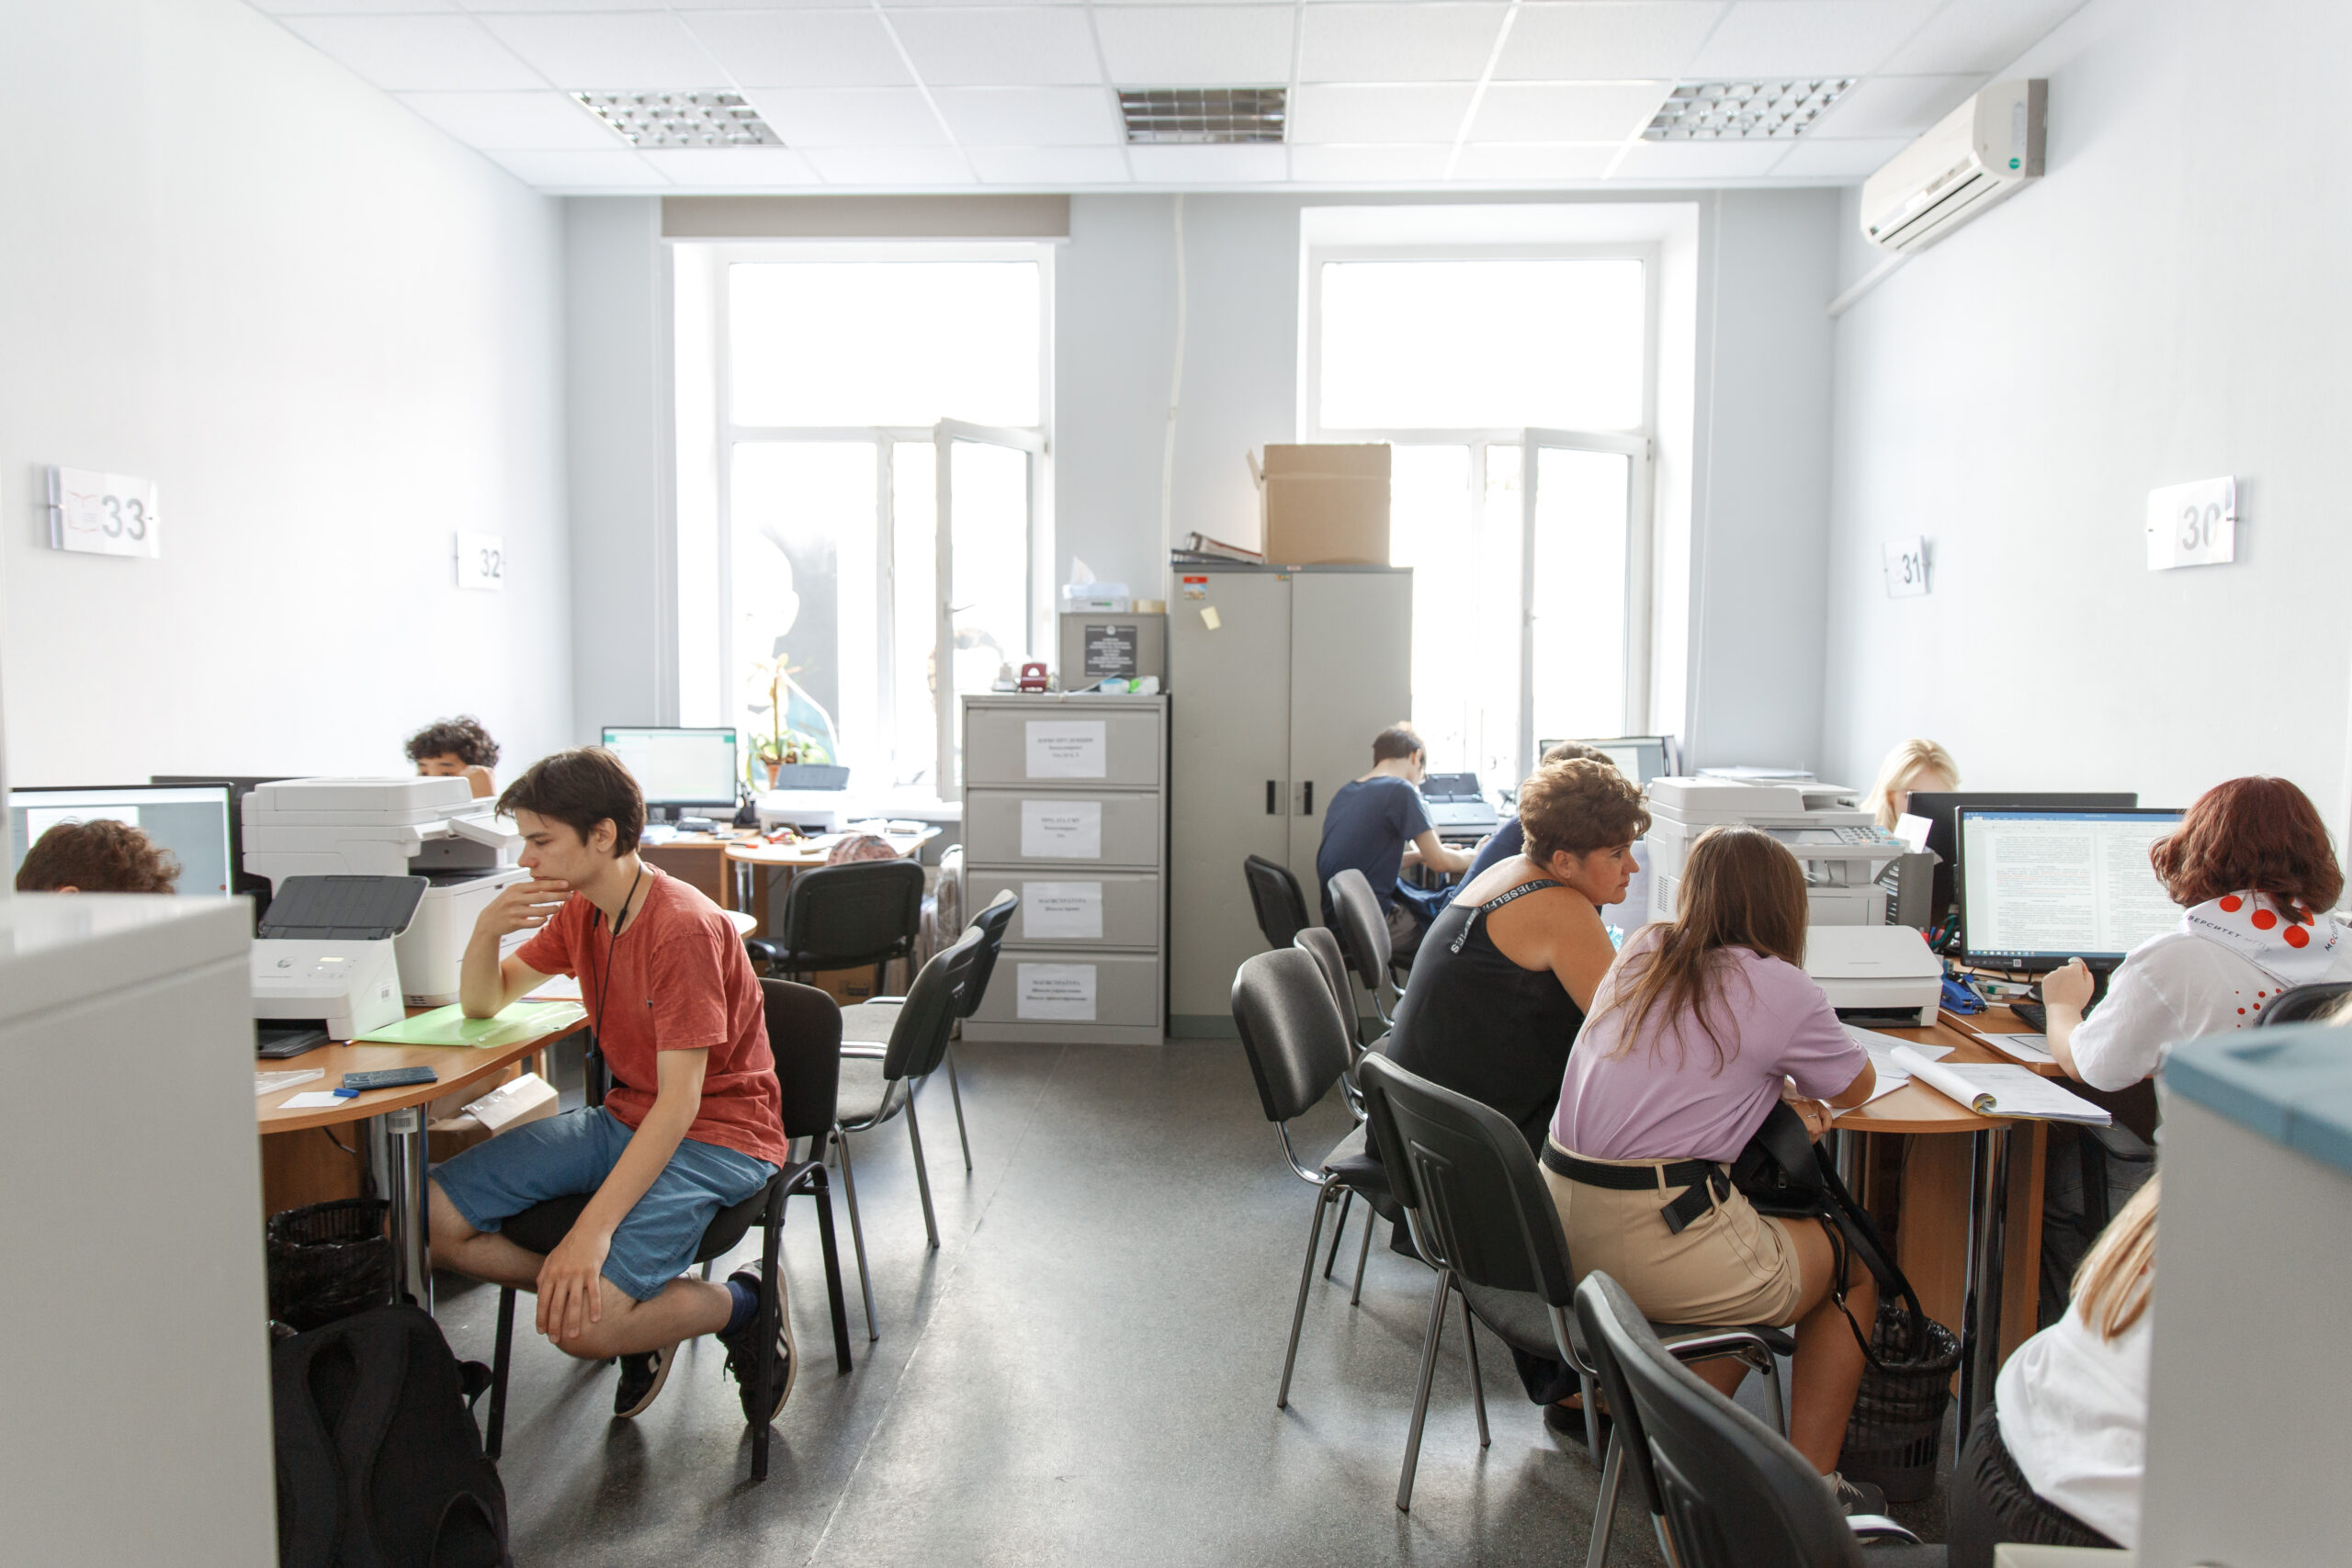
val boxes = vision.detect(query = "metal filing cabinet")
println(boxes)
[959,694,1168,1044]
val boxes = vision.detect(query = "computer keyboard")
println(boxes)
[2009,1001,2047,1032]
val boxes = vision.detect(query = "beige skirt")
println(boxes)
[1544,1141,1806,1326]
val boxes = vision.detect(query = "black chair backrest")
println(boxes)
[777,860,927,968]
[1355,1054,1576,1306]
[1326,867,1393,988]
[882,925,988,1082]
[1576,1272,1861,1568]
[957,888,1019,1019]
[1231,947,1354,1125]
[1244,854,1309,950]
[2260,980,2352,1027]
[762,979,842,1142]
[1292,926,1355,1034]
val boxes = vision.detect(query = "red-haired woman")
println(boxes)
[2043,776,2352,1089]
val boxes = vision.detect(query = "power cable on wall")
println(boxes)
[1159,195,1187,572]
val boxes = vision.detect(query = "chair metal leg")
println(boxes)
[808,1171,854,1373]
[903,1092,941,1250]
[943,1047,973,1173]
[1761,1354,1787,1438]
[1577,1370,1606,1469]
[700,1259,713,1280]
[749,1194,784,1483]
[485,1286,516,1461]
[1322,1190,1353,1279]
[1396,1266,1454,1512]
[1461,1292,1490,1450]
[1586,1429,1625,1568]
[1275,1181,1340,1408]
[833,1128,878,1340]
[1351,1206,1375,1305]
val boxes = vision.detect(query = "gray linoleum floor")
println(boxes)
[434,1038,1946,1566]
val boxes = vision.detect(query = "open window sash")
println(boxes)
[1517,428,1654,776]
[933,419,1046,797]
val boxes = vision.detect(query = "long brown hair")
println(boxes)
[1592,825,1809,1071]
[2072,1175,2159,1339]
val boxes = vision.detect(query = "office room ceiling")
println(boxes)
[246,0,2089,193]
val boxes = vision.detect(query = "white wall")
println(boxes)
[1822,0,2352,823]
[0,0,569,788]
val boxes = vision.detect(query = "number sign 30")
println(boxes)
[2145,477,2235,570]
[47,467,160,559]
[456,531,505,592]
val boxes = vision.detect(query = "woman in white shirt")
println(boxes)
[2043,776,2352,1089]
[1949,1176,2159,1562]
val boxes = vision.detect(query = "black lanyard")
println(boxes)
[588,865,646,1053]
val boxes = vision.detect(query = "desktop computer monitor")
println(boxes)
[1957,807,2186,970]
[601,727,740,814]
[1906,791,2138,927]
[1536,737,1670,785]
[7,784,236,895]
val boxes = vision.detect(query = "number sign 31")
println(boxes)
[456,531,505,592]
[1883,537,1928,599]
[47,467,159,558]
[2146,477,2235,570]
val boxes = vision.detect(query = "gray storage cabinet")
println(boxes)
[1165,564,1412,1035]
[960,693,1168,1044]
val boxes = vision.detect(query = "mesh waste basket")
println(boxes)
[266,1199,394,1332]
[1838,1297,1963,1502]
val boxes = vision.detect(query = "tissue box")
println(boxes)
[427,1071,559,1161]
[1250,444,1390,565]
[1061,583,1132,613]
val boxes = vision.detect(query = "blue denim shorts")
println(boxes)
[433,1106,776,1302]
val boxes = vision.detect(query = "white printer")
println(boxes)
[243,777,526,1006]
[251,874,426,1040]
[1644,775,1911,928]
[1802,925,1942,1024]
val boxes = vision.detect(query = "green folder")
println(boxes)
[354,1000,587,1049]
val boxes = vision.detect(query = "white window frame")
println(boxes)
[1303,242,1661,781]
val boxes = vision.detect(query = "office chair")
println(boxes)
[746,860,926,998]
[1574,1272,1938,1567]
[1294,925,1370,1052]
[1230,948,1398,1404]
[1356,1055,1790,1521]
[2259,980,2352,1026]
[1244,854,1310,951]
[481,981,855,1483]
[1327,868,1407,1032]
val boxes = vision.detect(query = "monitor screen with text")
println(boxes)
[602,728,740,808]
[1959,808,2184,963]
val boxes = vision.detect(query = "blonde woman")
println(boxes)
[1862,738,1960,832]
[1950,1177,2160,1562]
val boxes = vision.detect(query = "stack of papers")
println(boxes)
[354,1000,585,1049]
[523,974,582,1002]
[1891,1046,2110,1123]
[1979,1032,2057,1066]
[1841,1025,1951,1103]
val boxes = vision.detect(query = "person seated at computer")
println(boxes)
[2041,775,2352,1090]
[1315,724,1475,963]
[1547,825,1885,1513]
[1862,736,1960,831]
[426,748,796,1427]
[1949,1177,2160,1563]
[14,818,180,893]
[405,715,502,799]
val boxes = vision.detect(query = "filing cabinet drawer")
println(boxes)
[963,790,1162,870]
[962,706,1163,788]
[965,870,1161,950]
[966,947,1161,1030]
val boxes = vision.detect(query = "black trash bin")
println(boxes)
[267,1199,395,1332]
[1838,1297,1963,1503]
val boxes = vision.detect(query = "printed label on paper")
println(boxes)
[1023,880,1104,940]
[1026,720,1108,779]
[1016,963,1097,1021]
[1020,799,1102,859]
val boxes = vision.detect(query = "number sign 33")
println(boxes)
[46,467,159,559]
[2145,477,2236,571]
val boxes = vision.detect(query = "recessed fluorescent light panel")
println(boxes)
[1118,88,1287,146]
[573,91,784,150]
[1643,80,1853,141]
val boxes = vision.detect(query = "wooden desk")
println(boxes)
[724,829,943,932]
[640,830,761,909]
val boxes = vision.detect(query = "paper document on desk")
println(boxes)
[356,1000,585,1048]
[1891,1047,2109,1123]
[524,974,582,1002]
[257,1069,324,1097]
[1979,1032,2055,1066]
[1843,1025,1951,1084]
[280,1091,345,1110]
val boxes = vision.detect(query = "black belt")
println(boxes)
[1542,1143,1732,1236]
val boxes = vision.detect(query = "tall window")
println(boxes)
[676,245,1053,799]
[1306,251,1655,784]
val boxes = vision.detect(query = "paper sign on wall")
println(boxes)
[456,531,505,591]
[1882,537,1928,598]
[2146,477,2235,570]
[1023,880,1104,940]
[1020,799,1102,859]
[1016,962,1098,1021]
[46,467,159,558]
[1026,720,1107,779]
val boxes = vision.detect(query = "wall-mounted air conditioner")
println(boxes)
[1860,79,2046,253]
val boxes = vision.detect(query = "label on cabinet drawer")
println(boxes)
[1016,962,1097,1021]
[1020,799,1102,858]
[1026,720,1107,779]
[1022,880,1103,940]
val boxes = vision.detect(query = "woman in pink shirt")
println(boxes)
[1548,826,1883,1511]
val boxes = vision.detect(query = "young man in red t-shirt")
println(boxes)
[427,748,795,1424]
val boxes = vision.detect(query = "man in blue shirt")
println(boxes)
[1316,725,1474,962]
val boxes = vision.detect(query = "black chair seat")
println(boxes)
[498,1165,830,1268]
[835,1054,899,1126]
[1459,1278,1797,1363]
[1319,1124,1400,1224]
[838,999,902,1043]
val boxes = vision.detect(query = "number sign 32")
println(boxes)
[2146,477,2235,570]
[456,531,505,592]
[47,467,160,559]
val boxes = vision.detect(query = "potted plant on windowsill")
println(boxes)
[747,657,850,792]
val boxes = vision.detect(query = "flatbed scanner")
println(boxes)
[1802,925,1942,1025]
[1644,775,1911,927]
[243,777,526,1006]
[1421,773,1500,837]
[252,874,425,1040]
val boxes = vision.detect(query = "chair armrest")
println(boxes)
[1845,1516,1923,1546]
[841,1043,888,1060]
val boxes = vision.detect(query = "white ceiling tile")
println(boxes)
[1452,142,1619,180]
[634,147,824,185]
[1298,5,1510,85]
[1288,143,1454,183]
[1292,84,1476,143]
[1816,74,1980,139]
[1689,1,1942,79]
[681,9,913,88]
[1471,82,1666,142]
[1092,7,1295,86]
[1883,0,2089,74]
[933,87,1120,145]
[486,147,671,186]
[739,87,949,146]
[1496,4,1725,82]
[884,9,1104,85]
[800,146,979,184]
[967,146,1134,183]
[279,14,544,90]
[396,90,618,149]
[476,12,729,88]
[1126,144,1287,182]
[1765,135,1910,178]
[458,0,674,9]
[255,0,456,13]
[1610,139,1788,179]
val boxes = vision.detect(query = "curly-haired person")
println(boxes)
[405,715,503,799]
[16,818,181,893]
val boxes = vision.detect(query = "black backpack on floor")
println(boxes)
[273,1304,511,1568]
